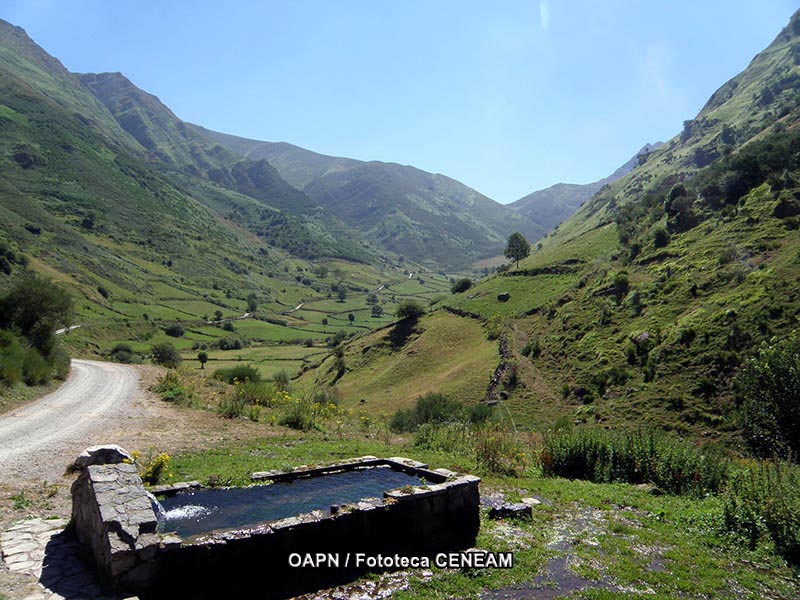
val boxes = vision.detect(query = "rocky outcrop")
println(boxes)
[71,444,133,471]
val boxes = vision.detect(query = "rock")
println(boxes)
[488,502,532,520]
[520,497,541,506]
[635,483,663,496]
[72,444,134,471]
[497,292,510,302]
[774,196,800,218]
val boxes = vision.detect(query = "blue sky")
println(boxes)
[1,1,798,203]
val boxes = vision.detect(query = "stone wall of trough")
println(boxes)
[72,457,480,600]
[70,463,166,592]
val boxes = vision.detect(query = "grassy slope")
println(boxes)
[313,10,800,443]
[297,310,498,414]
[78,72,370,262]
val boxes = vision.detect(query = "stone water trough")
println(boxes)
[70,449,480,599]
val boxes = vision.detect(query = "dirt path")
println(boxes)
[0,360,140,484]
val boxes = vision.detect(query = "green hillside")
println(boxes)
[200,128,545,269]
[510,143,661,231]
[78,72,369,261]
[315,10,800,448]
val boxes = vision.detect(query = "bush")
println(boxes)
[273,369,291,392]
[151,342,181,368]
[110,343,137,364]
[233,380,276,406]
[138,452,172,485]
[469,403,494,424]
[23,348,50,385]
[735,335,800,459]
[541,428,729,497]
[50,342,71,380]
[723,461,800,563]
[218,394,247,419]
[450,278,473,294]
[213,364,261,384]
[222,321,236,332]
[396,300,424,322]
[164,324,185,338]
[414,422,528,476]
[0,274,73,354]
[390,393,466,432]
[0,331,24,385]
[153,370,194,405]
[653,225,671,248]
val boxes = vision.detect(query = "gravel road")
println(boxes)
[0,360,140,483]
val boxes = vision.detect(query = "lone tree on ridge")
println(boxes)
[504,232,531,269]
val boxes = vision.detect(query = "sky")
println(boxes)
[1,1,798,203]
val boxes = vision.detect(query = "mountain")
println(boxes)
[198,128,546,270]
[510,143,662,231]
[77,72,369,261]
[0,18,359,333]
[309,9,800,445]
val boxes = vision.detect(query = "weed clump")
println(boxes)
[213,364,261,384]
[540,428,729,497]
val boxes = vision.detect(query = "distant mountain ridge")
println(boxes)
[509,143,662,231]
[198,127,547,269]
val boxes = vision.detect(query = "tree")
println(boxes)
[151,342,181,368]
[348,313,355,323]
[396,300,424,323]
[450,278,473,294]
[735,335,800,459]
[337,286,348,302]
[246,293,258,313]
[0,274,73,354]
[214,310,223,322]
[371,305,383,318]
[197,351,208,369]
[504,232,530,269]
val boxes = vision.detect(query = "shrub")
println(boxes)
[273,369,291,392]
[153,370,194,405]
[278,391,340,431]
[390,393,465,432]
[234,380,276,406]
[213,364,261,384]
[222,321,236,332]
[469,403,494,424]
[0,274,73,354]
[723,461,800,563]
[451,278,473,294]
[541,428,729,497]
[735,335,800,459]
[521,339,541,358]
[23,348,50,385]
[653,225,671,248]
[151,342,181,368]
[0,331,25,385]
[110,342,136,364]
[396,300,424,322]
[164,324,185,338]
[139,452,172,485]
[474,425,529,476]
[218,394,247,419]
[50,343,71,380]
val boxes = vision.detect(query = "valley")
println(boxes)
[2,6,800,600]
